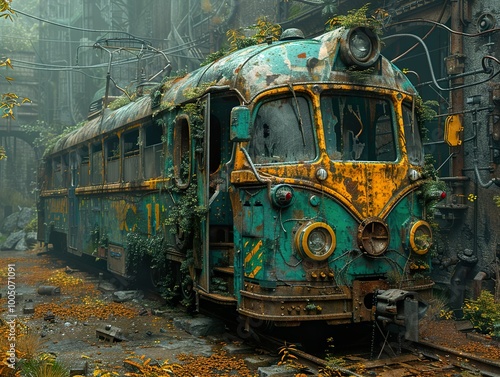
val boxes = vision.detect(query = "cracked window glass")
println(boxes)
[403,102,424,165]
[321,93,397,162]
[248,96,316,164]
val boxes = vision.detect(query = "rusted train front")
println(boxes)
[38,25,440,331]
[200,26,438,327]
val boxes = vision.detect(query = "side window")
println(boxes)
[91,142,103,185]
[105,135,120,183]
[53,156,62,188]
[374,103,396,162]
[62,154,70,187]
[79,146,90,186]
[144,122,163,179]
[403,102,424,165]
[173,115,191,188]
[123,129,140,181]
[70,152,78,187]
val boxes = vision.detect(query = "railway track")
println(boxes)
[45,248,500,377]
[250,328,500,377]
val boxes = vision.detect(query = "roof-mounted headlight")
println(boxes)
[340,27,380,68]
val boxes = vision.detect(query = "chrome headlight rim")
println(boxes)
[295,222,336,261]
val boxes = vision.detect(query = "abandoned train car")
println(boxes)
[38,25,443,331]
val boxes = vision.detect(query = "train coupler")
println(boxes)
[375,289,428,342]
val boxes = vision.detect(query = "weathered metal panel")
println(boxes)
[160,28,417,107]
[50,96,152,154]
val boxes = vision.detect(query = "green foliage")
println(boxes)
[164,101,207,234]
[0,188,33,207]
[165,183,206,237]
[19,356,69,377]
[0,0,39,51]
[346,66,375,82]
[494,195,500,207]
[326,3,384,35]
[24,216,37,232]
[126,232,164,276]
[182,81,216,101]
[0,145,6,160]
[415,96,439,139]
[417,98,439,123]
[226,16,281,53]
[423,154,440,180]
[200,48,227,66]
[463,290,500,335]
[107,95,131,110]
[21,120,81,156]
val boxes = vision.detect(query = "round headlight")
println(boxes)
[340,27,380,68]
[349,29,372,61]
[409,220,432,255]
[296,222,336,261]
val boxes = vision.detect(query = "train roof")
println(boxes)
[46,27,417,156]
[48,95,152,155]
[160,27,418,105]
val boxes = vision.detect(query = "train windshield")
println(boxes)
[248,96,316,164]
[321,93,397,162]
[402,102,424,165]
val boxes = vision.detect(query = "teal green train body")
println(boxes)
[38,26,444,332]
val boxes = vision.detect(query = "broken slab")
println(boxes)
[173,316,225,337]
[23,301,35,315]
[112,290,144,303]
[96,324,126,342]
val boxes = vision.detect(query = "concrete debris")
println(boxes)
[96,324,126,342]
[23,301,35,314]
[69,360,88,376]
[38,285,61,295]
[173,316,225,337]
[112,290,144,303]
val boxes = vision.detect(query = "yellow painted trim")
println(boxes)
[409,220,432,255]
[296,222,336,261]
[244,240,263,264]
[247,266,262,279]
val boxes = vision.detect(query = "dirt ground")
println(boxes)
[1,247,499,376]
[0,248,260,377]
[420,317,500,361]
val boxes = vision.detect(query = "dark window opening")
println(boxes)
[123,129,140,181]
[124,129,139,156]
[173,116,190,188]
[144,123,163,179]
[210,115,221,174]
[91,142,103,185]
[105,135,120,183]
[79,146,89,186]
